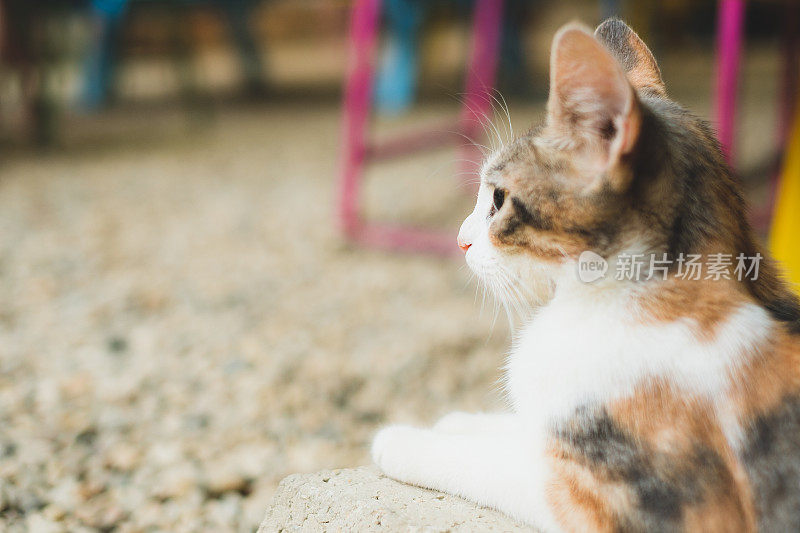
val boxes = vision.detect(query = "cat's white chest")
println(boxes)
[505,287,770,427]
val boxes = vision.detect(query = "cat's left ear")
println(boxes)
[547,23,640,178]
[594,18,666,98]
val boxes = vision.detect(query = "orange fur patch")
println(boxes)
[727,328,800,425]
[637,277,748,340]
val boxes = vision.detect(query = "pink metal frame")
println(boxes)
[338,0,503,256]
[763,1,800,231]
[339,0,788,250]
[714,0,745,165]
[716,0,800,230]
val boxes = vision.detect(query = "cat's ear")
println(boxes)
[547,23,640,173]
[594,18,666,97]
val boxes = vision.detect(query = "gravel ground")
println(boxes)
[0,103,510,532]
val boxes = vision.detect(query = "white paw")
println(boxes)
[433,411,478,433]
[371,425,420,480]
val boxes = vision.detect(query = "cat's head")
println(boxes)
[459,19,738,309]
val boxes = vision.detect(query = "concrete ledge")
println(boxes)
[259,466,534,532]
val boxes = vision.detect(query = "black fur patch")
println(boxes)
[636,97,722,259]
[763,296,800,334]
[741,395,800,530]
[488,161,506,174]
[557,407,735,532]
[511,197,552,232]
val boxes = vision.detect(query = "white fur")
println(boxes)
[372,171,773,532]
[507,277,772,427]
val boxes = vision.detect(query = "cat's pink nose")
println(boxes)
[458,240,471,254]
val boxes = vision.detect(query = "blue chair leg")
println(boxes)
[499,0,529,96]
[222,0,267,95]
[375,0,424,115]
[81,0,129,110]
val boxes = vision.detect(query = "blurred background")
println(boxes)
[0,0,798,531]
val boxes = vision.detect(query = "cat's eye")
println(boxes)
[491,188,507,216]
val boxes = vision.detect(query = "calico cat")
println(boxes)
[372,19,800,532]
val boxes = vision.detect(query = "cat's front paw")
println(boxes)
[371,425,421,481]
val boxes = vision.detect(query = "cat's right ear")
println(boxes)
[547,23,640,180]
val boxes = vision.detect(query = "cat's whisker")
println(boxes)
[451,94,494,149]
[459,96,504,153]
[492,88,514,142]
[473,91,509,146]
[494,266,534,326]
[461,269,476,291]
[488,277,505,334]
[485,90,514,145]
[505,281,529,326]
[450,172,481,181]
[447,131,491,155]
[479,281,488,318]
[421,158,475,183]
[456,179,483,191]
[481,265,531,331]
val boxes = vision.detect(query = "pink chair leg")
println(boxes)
[754,2,800,231]
[778,3,800,149]
[339,0,381,239]
[337,0,504,256]
[714,0,745,165]
[460,0,504,176]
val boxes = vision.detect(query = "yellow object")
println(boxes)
[770,98,800,292]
